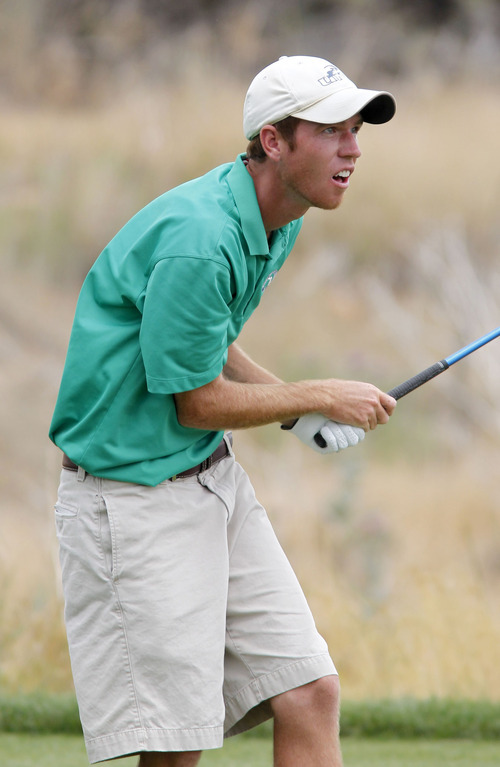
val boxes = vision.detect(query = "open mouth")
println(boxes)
[332,169,351,185]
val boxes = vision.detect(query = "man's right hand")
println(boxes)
[310,378,396,431]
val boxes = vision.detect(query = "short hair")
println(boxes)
[245,116,300,163]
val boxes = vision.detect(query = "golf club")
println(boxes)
[314,325,500,447]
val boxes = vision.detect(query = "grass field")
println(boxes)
[1,733,499,767]
[1,697,499,766]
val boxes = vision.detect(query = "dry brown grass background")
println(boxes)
[1,1,500,701]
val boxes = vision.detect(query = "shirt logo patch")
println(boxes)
[261,270,278,292]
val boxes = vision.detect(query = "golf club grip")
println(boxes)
[387,360,449,400]
[313,359,449,448]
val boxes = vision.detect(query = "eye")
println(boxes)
[323,126,337,135]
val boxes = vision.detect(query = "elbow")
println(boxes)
[174,383,221,431]
[174,395,205,430]
[175,409,193,429]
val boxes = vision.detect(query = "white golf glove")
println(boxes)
[283,413,365,454]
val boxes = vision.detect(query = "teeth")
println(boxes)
[336,170,351,178]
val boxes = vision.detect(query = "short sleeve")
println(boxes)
[140,256,233,394]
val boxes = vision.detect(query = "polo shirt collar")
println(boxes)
[227,154,271,258]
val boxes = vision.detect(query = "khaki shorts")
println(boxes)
[55,436,336,763]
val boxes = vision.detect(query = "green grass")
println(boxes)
[0,693,80,734]
[1,696,500,766]
[340,698,500,739]
[1,734,499,767]
[2,694,500,740]
[0,733,272,767]
[341,739,500,766]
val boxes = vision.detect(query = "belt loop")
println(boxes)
[201,455,212,472]
[77,465,86,482]
[224,431,234,454]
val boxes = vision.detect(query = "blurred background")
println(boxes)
[1,0,500,701]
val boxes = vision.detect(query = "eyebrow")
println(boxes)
[345,116,364,129]
[321,116,364,130]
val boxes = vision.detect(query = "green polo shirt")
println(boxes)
[49,155,303,485]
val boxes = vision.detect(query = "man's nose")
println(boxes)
[340,132,362,159]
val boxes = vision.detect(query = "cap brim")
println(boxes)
[291,87,396,125]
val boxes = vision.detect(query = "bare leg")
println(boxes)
[271,676,343,767]
[137,751,202,767]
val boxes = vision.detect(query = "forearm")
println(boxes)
[175,376,329,431]
[180,342,297,429]
[222,342,283,385]
[176,342,301,429]
[175,378,393,430]
[174,343,396,432]
[221,345,320,427]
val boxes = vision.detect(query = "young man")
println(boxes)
[50,55,396,766]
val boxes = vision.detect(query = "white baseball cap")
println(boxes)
[243,55,396,140]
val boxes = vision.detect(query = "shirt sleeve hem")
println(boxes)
[146,362,224,395]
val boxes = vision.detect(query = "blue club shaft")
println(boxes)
[387,325,500,400]
[445,326,500,366]
[314,325,500,446]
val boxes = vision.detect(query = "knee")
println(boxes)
[271,675,341,723]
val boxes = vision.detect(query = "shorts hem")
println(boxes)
[223,652,337,738]
[86,724,224,763]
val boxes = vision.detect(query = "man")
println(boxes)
[50,55,396,766]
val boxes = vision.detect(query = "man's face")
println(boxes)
[276,115,363,212]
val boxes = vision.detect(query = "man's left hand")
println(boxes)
[284,413,365,454]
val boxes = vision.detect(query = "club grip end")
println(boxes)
[314,432,327,448]
[388,360,449,400]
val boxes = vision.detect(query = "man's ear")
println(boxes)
[259,125,283,161]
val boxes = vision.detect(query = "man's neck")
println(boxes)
[244,157,308,235]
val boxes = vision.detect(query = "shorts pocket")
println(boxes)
[54,502,79,520]
[98,499,118,581]
[54,502,79,543]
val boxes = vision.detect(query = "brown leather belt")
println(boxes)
[62,433,232,480]
[170,434,231,480]
[62,454,81,471]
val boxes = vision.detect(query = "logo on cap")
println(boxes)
[318,65,344,87]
